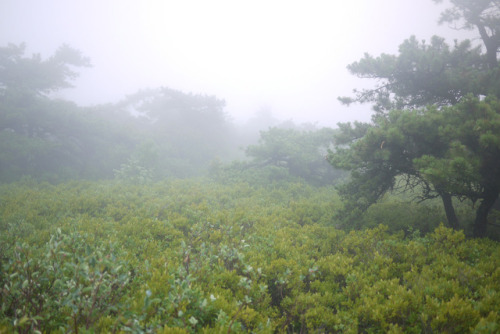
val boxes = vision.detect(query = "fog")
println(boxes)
[0,0,473,126]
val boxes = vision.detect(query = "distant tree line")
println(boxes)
[0,43,342,186]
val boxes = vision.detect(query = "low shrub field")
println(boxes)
[0,179,499,333]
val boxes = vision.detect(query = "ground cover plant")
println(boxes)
[0,179,499,333]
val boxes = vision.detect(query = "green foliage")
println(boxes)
[0,44,140,183]
[414,96,500,193]
[114,156,153,184]
[117,87,234,178]
[0,44,346,185]
[0,44,252,183]
[0,228,131,333]
[339,36,489,113]
[210,126,345,186]
[363,200,445,234]
[1,180,499,332]
[0,43,91,96]
[331,93,500,236]
[329,109,446,228]
[334,0,500,237]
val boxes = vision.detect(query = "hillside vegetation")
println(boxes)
[2,1,500,332]
[1,179,499,333]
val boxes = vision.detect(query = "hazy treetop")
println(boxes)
[0,0,474,125]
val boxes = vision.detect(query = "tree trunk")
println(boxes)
[473,186,500,238]
[476,23,499,69]
[491,197,500,226]
[440,192,459,230]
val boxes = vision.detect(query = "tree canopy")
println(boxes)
[340,0,500,114]
[330,0,500,237]
[244,126,342,185]
[116,87,233,178]
[209,126,345,186]
[0,44,244,182]
[0,44,133,182]
[0,43,91,96]
[338,36,491,112]
[434,0,500,68]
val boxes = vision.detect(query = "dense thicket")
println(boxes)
[0,180,498,333]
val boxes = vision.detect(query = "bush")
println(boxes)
[0,180,499,332]
[0,229,131,333]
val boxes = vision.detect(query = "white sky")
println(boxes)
[0,0,473,126]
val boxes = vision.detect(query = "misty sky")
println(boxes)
[0,0,474,126]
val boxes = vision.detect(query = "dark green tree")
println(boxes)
[338,35,492,113]
[241,126,343,185]
[330,96,500,236]
[330,0,500,237]
[329,111,459,230]
[415,96,500,237]
[340,0,500,113]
